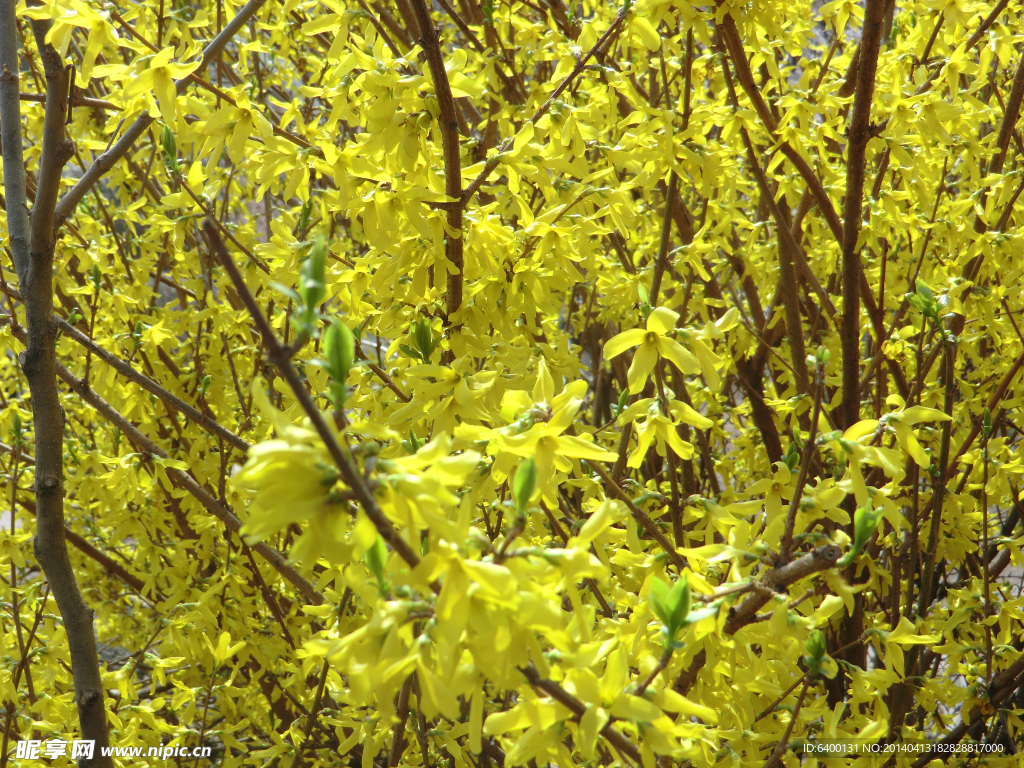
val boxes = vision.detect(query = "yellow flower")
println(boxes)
[746,464,794,547]
[604,307,722,393]
[878,396,952,468]
[616,396,712,468]
[393,360,496,436]
[461,363,617,504]
[122,47,200,122]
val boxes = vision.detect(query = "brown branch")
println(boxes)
[918,13,944,65]
[0,8,30,284]
[185,179,271,272]
[8,287,250,452]
[717,12,845,245]
[728,544,842,630]
[733,125,815,390]
[519,663,642,763]
[839,0,887,431]
[56,352,322,605]
[386,673,414,767]
[761,678,810,768]
[962,0,1011,51]
[204,220,431,585]
[10,316,323,607]
[916,54,1024,386]
[354,0,404,60]
[63,520,165,603]
[917,339,954,619]
[778,371,823,560]
[372,2,412,48]
[976,53,1024,233]
[408,0,464,322]
[107,8,318,158]
[948,346,1024,479]
[717,52,835,322]
[289,591,351,766]
[696,269,784,464]
[592,460,686,570]
[19,91,116,110]
[674,544,841,694]
[910,649,1024,768]
[19,16,114,765]
[648,172,677,306]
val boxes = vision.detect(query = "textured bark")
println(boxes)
[840,0,888,431]
[408,0,464,320]
[0,0,29,283]
[674,545,843,694]
[19,19,113,767]
[648,172,677,306]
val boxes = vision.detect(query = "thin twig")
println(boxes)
[778,368,824,560]
[204,220,433,585]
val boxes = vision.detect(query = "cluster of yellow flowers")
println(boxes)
[1,0,1023,765]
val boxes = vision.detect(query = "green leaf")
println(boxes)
[299,237,327,318]
[513,458,538,513]
[412,318,436,363]
[648,577,671,626]
[616,388,629,416]
[805,629,826,663]
[269,282,302,304]
[915,279,934,302]
[838,502,883,566]
[649,576,691,642]
[852,503,882,552]
[666,576,691,633]
[323,321,354,409]
[400,344,424,362]
[681,603,719,627]
[402,431,424,455]
[324,320,354,388]
[298,198,314,232]
[161,124,178,171]
[365,536,388,589]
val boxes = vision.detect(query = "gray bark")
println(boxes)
[0,0,30,283]
[11,17,115,767]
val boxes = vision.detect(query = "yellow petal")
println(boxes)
[899,405,952,425]
[688,337,722,390]
[123,69,155,99]
[628,421,657,467]
[152,69,178,122]
[656,337,700,377]
[646,306,679,335]
[227,112,253,164]
[844,419,878,441]
[150,70,177,123]
[533,357,555,403]
[631,16,661,51]
[605,328,647,359]
[663,422,695,460]
[579,705,609,760]
[895,424,929,466]
[669,400,713,429]
[554,435,617,462]
[149,46,175,68]
[626,342,659,394]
